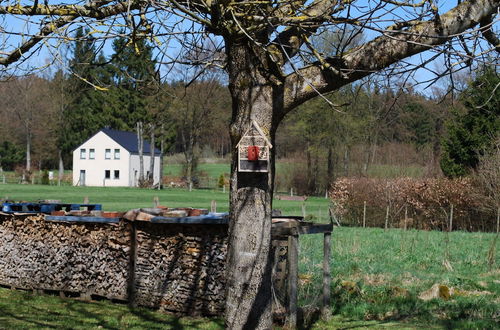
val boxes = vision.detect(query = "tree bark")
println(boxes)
[159,124,164,190]
[149,123,155,185]
[224,40,283,330]
[26,130,31,172]
[58,149,64,186]
[343,146,349,177]
[327,146,334,185]
[137,122,144,184]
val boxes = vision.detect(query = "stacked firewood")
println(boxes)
[133,222,227,315]
[0,214,131,299]
[123,207,209,221]
[0,213,228,316]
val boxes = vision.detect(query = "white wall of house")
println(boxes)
[129,154,161,186]
[72,131,161,187]
[73,132,130,186]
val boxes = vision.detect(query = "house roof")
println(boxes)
[101,128,161,155]
[76,128,161,155]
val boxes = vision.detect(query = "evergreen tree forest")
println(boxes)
[0,31,498,193]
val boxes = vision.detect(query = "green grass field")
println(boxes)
[0,183,331,216]
[298,227,499,328]
[0,184,498,328]
[0,288,223,329]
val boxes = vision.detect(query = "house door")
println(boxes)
[80,170,86,186]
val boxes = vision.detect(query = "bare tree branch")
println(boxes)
[284,0,500,112]
[480,13,500,53]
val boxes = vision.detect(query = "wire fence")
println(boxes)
[0,172,73,185]
[333,203,500,233]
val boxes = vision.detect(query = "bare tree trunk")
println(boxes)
[306,144,314,194]
[158,124,164,190]
[137,122,144,183]
[23,129,31,183]
[183,135,196,191]
[327,146,334,185]
[58,149,64,186]
[149,123,155,185]
[363,142,370,175]
[224,41,278,330]
[313,153,319,194]
[343,146,349,177]
[26,130,31,172]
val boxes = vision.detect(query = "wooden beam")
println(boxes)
[272,223,332,237]
[44,216,120,223]
[287,233,299,328]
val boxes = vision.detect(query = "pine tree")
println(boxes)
[110,35,158,129]
[60,27,114,163]
[441,67,500,177]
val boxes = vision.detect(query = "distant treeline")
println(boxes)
[0,27,498,195]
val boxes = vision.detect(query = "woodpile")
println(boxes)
[123,207,209,221]
[0,212,227,316]
[0,213,131,299]
[133,222,227,315]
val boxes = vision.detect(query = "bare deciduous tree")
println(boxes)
[1,0,499,327]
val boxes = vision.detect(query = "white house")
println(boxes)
[72,128,161,187]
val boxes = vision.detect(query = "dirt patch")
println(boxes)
[363,273,387,286]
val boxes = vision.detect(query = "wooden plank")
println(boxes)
[287,234,298,328]
[297,224,332,235]
[150,214,229,225]
[271,223,332,237]
[322,232,332,319]
[272,215,304,221]
[272,226,298,237]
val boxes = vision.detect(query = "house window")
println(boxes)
[89,149,95,159]
[114,170,120,179]
[105,170,110,179]
[114,149,120,160]
[80,148,86,159]
[105,149,111,159]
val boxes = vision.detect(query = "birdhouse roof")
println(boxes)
[236,120,273,149]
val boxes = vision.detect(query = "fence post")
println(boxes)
[302,202,306,218]
[404,205,408,231]
[287,232,299,328]
[322,232,332,320]
[363,201,367,228]
[211,200,217,213]
[449,204,454,232]
[384,205,390,231]
[496,207,499,234]
[153,196,159,208]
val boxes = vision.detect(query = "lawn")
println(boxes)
[0,287,223,329]
[0,184,498,328]
[298,227,499,328]
[0,183,331,216]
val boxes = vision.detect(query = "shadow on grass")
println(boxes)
[0,288,224,329]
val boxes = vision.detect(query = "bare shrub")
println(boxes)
[330,177,496,231]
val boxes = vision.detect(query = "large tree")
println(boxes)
[1,1,499,328]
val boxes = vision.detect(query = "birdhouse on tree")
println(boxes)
[236,120,272,173]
